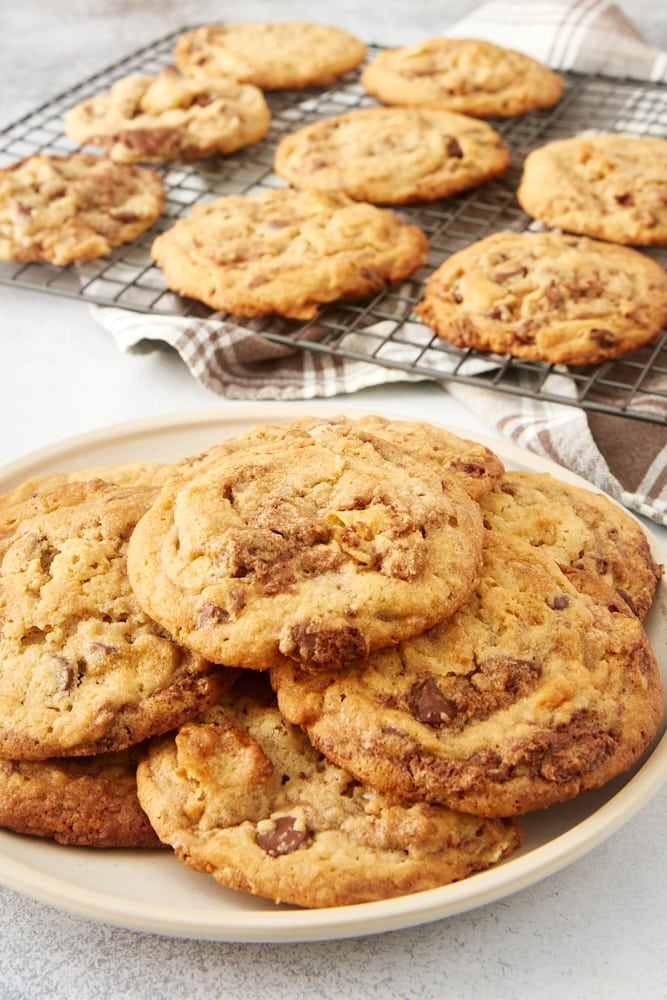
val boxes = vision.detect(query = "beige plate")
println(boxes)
[0,402,664,943]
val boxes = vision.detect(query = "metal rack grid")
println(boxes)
[1,28,666,424]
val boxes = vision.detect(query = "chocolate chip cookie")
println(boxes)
[0,460,165,512]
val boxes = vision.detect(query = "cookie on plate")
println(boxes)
[64,65,270,164]
[173,21,367,90]
[516,133,667,245]
[480,470,662,621]
[414,230,667,365]
[360,37,563,118]
[127,420,485,671]
[136,674,522,907]
[0,480,234,760]
[0,460,165,512]
[0,744,162,848]
[0,152,165,265]
[273,106,510,205]
[272,529,664,817]
[150,187,429,319]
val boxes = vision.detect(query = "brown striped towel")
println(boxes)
[93,0,667,525]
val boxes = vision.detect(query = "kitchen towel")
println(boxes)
[92,0,667,525]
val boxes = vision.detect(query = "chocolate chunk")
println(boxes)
[256,815,308,856]
[408,675,456,727]
[280,619,368,667]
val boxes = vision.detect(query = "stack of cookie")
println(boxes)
[0,414,662,908]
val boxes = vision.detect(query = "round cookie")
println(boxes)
[0,744,162,848]
[64,66,270,164]
[0,480,233,759]
[149,187,429,319]
[0,460,165,512]
[271,529,664,817]
[127,422,485,672]
[0,152,165,265]
[273,106,510,205]
[136,675,522,908]
[360,37,563,118]
[480,470,662,621]
[516,133,667,245]
[415,230,667,365]
[173,21,367,90]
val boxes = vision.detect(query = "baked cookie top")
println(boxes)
[480,470,662,621]
[136,675,522,908]
[360,37,563,118]
[273,106,510,205]
[0,745,162,848]
[0,480,232,759]
[173,21,367,90]
[126,421,485,671]
[150,187,429,319]
[64,66,270,163]
[272,529,663,817]
[415,230,667,365]
[0,152,164,265]
[517,133,667,245]
[0,460,165,512]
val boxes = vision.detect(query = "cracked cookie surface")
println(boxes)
[64,66,270,163]
[517,133,667,245]
[415,230,667,365]
[273,106,510,205]
[150,187,429,319]
[136,675,522,907]
[0,152,164,265]
[360,37,563,118]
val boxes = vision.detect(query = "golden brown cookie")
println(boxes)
[273,106,510,205]
[517,133,667,245]
[0,152,165,265]
[127,420,485,672]
[415,230,667,365]
[136,675,522,907]
[0,480,233,760]
[272,529,663,817]
[0,745,162,848]
[64,65,270,163]
[150,187,429,319]
[360,37,563,118]
[173,22,367,90]
[0,461,165,512]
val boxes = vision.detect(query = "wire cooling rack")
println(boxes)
[1,28,666,424]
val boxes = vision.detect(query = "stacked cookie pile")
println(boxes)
[0,414,662,908]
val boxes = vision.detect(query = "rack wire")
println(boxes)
[1,28,666,424]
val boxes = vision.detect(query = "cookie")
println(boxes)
[173,22,367,90]
[150,187,429,319]
[273,106,510,205]
[415,230,667,365]
[516,133,667,245]
[360,37,563,118]
[0,460,165,512]
[0,744,162,848]
[0,480,234,759]
[64,65,270,164]
[480,471,662,621]
[127,421,485,671]
[136,675,522,907]
[0,152,164,265]
[272,529,663,817]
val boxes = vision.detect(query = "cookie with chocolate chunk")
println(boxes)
[0,480,233,760]
[64,65,270,163]
[480,470,662,621]
[0,744,162,848]
[127,420,485,671]
[517,133,667,245]
[173,21,366,90]
[150,187,429,319]
[136,674,522,907]
[273,106,510,205]
[360,37,563,118]
[0,152,164,265]
[0,460,165,512]
[272,529,663,816]
[415,230,667,365]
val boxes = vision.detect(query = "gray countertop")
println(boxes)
[0,3,666,998]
